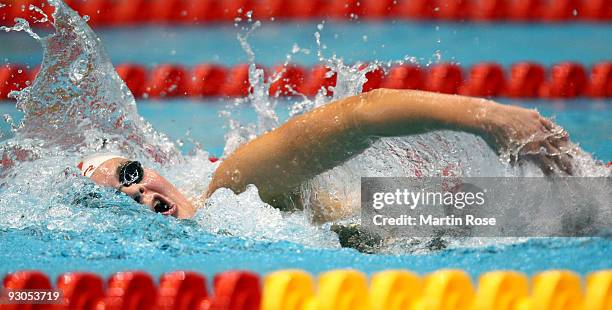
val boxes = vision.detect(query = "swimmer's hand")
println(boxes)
[484,104,574,175]
[208,89,577,207]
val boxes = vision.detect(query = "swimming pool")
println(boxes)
[0,1,610,285]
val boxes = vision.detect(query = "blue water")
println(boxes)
[0,98,610,281]
[0,19,611,281]
[1,99,611,161]
[2,22,611,67]
[1,228,610,281]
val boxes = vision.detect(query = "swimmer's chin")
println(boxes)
[160,204,178,217]
[175,201,197,219]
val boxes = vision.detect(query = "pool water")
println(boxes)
[0,1,610,282]
[1,99,611,161]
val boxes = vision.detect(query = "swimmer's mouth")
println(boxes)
[153,197,177,217]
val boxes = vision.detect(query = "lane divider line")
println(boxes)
[1,61,610,100]
[1,0,610,27]
[2,269,611,310]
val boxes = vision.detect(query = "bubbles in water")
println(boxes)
[0,0,609,257]
[0,18,41,41]
[28,4,49,24]
[197,185,338,248]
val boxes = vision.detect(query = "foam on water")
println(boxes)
[0,1,337,251]
[0,1,609,256]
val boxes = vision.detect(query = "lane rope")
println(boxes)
[2,269,611,310]
[1,0,610,27]
[2,61,611,100]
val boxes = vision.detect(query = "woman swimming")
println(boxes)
[79,88,572,221]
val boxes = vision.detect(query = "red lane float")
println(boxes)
[158,271,210,310]
[221,0,256,21]
[105,271,157,310]
[1,62,611,101]
[360,65,385,92]
[290,0,327,19]
[544,0,582,21]
[425,63,463,94]
[70,0,114,26]
[505,62,546,98]
[222,64,252,97]
[254,0,292,20]
[586,62,612,98]
[581,0,612,20]
[1,0,55,27]
[300,65,337,96]
[3,269,612,309]
[328,0,362,19]
[181,0,223,23]
[381,64,424,90]
[269,65,306,96]
[472,0,509,21]
[188,64,228,97]
[145,65,188,98]
[56,273,105,309]
[436,0,471,20]
[3,0,612,27]
[212,271,261,310]
[116,64,147,98]
[2,271,53,310]
[396,0,436,19]
[540,62,587,98]
[0,65,31,99]
[361,0,398,19]
[508,0,544,20]
[112,0,148,25]
[3,271,52,290]
[460,63,506,97]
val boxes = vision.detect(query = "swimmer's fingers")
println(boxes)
[519,141,571,176]
[540,117,570,141]
[525,153,556,176]
[519,142,555,175]
[535,118,573,174]
[548,139,574,175]
[544,140,574,175]
[540,117,554,131]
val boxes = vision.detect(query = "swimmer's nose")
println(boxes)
[125,185,147,204]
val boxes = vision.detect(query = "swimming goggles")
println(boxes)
[117,160,144,187]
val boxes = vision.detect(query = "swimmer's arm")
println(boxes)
[353,89,572,174]
[207,89,570,205]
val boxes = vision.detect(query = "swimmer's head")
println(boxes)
[77,154,195,219]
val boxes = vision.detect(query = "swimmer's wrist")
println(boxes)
[471,102,508,151]
[450,99,503,150]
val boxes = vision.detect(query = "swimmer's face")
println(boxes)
[90,158,196,219]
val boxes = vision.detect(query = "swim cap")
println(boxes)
[77,153,126,178]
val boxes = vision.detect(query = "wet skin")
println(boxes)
[89,89,575,220]
[90,158,196,219]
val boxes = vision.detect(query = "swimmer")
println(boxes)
[78,88,573,220]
